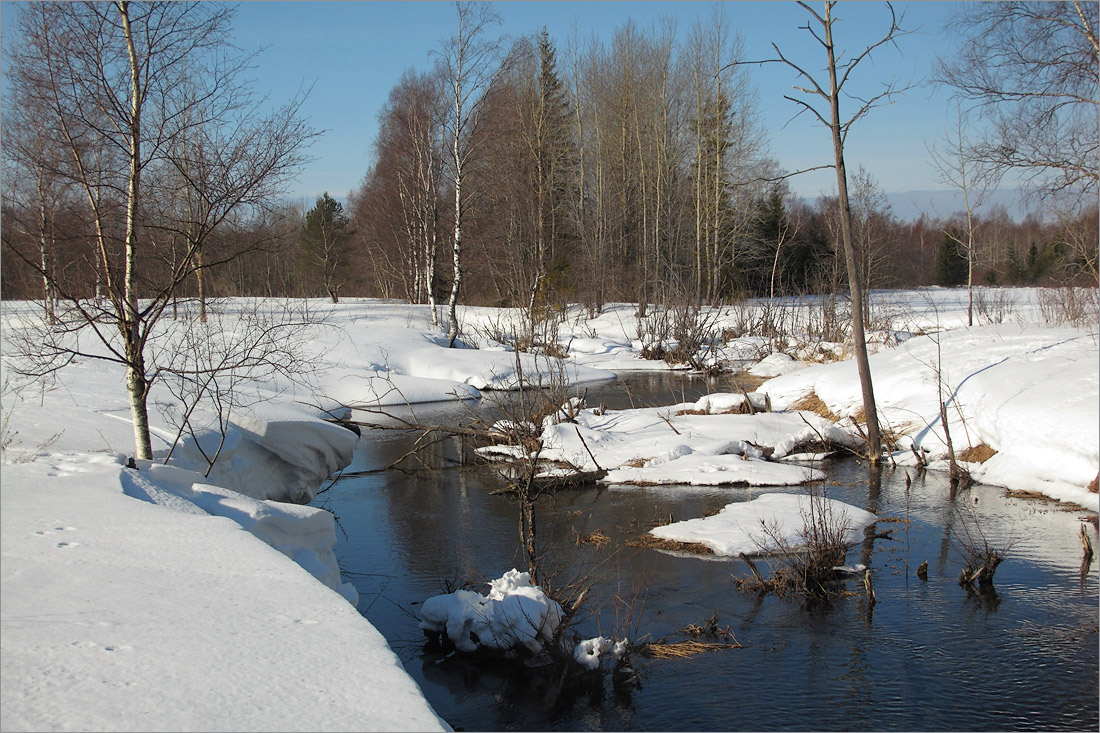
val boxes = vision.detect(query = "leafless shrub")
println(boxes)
[735,486,861,601]
[972,287,1019,325]
[636,301,728,373]
[1037,286,1099,326]
[951,502,1012,588]
[472,308,570,358]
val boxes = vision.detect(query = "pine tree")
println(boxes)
[299,193,351,302]
[936,230,968,287]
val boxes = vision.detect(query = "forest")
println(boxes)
[3,2,1097,317]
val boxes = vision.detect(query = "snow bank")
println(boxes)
[761,324,1100,510]
[522,395,861,487]
[749,351,808,377]
[169,407,359,505]
[418,569,563,656]
[121,459,357,603]
[650,492,878,557]
[0,454,447,732]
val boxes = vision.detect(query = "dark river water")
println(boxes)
[314,373,1099,732]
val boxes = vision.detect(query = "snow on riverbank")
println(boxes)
[523,396,862,487]
[760,323,1100,511]
[0,454,447,732]
[0,298,608,731]
[2,288,1096,729]
[650,492,878,557]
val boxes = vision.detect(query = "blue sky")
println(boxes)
[2,1,969,205]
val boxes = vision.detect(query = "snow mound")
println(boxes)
[650,492,877,557]
[418,569,564,656]
[0,454,446,731]
[574,636,627,670]
[749,352,808,377]
[604,452,822,487]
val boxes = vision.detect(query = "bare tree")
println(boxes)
[928,104,1003,325]
[4,2,315,461]
[937,0,1099,203]
[757,1,911,463]
[436,0,504,347]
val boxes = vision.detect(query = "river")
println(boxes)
[314,373,1099,731]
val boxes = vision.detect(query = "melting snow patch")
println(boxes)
[650,492,877,557]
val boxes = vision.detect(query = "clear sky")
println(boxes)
[1,1,969,204]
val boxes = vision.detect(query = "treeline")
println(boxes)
[3,4,1096,309]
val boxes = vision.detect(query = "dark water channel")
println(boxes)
[314,373,1099,731]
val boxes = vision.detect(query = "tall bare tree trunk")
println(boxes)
[824,3,881,463]
[120,0,153,460]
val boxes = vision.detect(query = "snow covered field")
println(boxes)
[2,287,1097,730]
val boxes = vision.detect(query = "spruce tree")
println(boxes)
[299,193,351,302]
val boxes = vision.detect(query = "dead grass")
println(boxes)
[638,640,741,658]
[622,457,650,468]
[958,444,997,464]
[625,534,714,555]
[672,408,707,416]
[727,372,768,392]
[575,529,611,548]
[791,391,841,422]
[1089,473,1098,494]
[1005,489,1092,513]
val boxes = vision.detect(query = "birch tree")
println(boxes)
[437,1,504,347]
[928,104,1002,325]
[4,1,315,461]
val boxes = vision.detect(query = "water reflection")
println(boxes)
[317,373,1099,731]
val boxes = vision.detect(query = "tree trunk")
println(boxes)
[825,4,881,463]
[120,0,154,460]
[447,166,462,347]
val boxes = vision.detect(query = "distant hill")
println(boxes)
[883,189,1035,223]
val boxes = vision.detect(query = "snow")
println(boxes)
[2,287,1096,729]
[574,636,627,670]
[650,492,878,557]
[749,351,808,377]
[508,397,862,487]
[418,569,563,656]
[0,453,447,732]
[760,323,1100,511]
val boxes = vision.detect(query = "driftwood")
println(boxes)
[1081,524,1094,564]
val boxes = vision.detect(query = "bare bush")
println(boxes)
[472,307,570,358]
[1037,286,1100,326]
[636,302,728,373]
[735,486,865,601]
[972,287,1019,325]
[950,502,1011,588]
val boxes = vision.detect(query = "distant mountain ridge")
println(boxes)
[884,188,1034,223]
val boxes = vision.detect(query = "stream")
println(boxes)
[314,373,1099,731]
